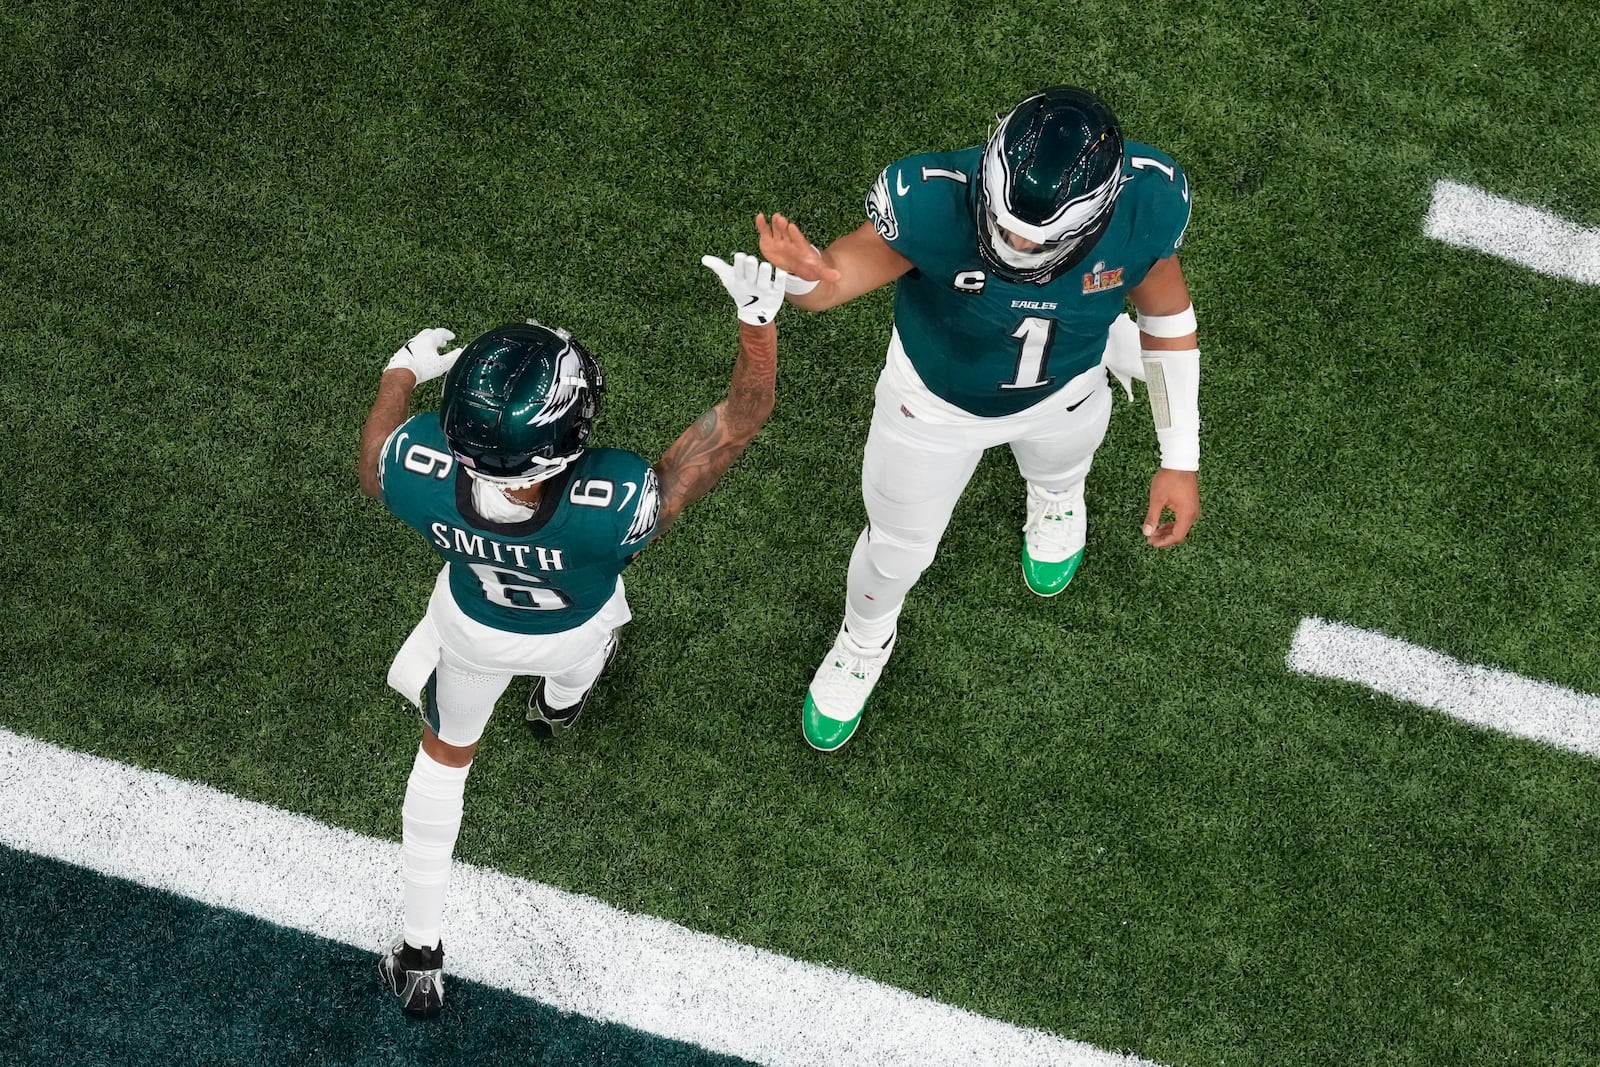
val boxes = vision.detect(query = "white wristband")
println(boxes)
[1136,304,1197,339]
[783,245,823,295]
[1141,347,1200,470]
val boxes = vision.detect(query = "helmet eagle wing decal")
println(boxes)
[528,345,591,427]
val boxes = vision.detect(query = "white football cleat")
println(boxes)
[802,625,896,752]
[1021,483,1087,597]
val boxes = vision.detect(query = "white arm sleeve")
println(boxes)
[1140,347,1200,470]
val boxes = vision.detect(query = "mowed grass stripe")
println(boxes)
[1288,617,1600,758]
[0,727,1161,1067]
[1423,179,1600,286]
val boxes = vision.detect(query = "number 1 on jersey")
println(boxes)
[1001,316,1057,390]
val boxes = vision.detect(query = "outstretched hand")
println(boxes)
[755,213,840,284]
[702,252,789,325]
[1143,467,1199,547]
[385,328,462,385]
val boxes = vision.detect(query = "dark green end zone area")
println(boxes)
[2,846,755,1067]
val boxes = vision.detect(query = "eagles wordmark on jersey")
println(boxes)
[381,414,661,636]
[865,141,1191,417]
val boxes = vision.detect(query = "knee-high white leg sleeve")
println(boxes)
[845,526,933,642]
[401,746,471,950]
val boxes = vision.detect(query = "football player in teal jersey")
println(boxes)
[757,86,1202,752]
[356,253,789,1018]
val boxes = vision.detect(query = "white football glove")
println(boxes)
[385,328,463,384]
[701,252,789,326]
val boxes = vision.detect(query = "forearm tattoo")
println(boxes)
[654,329,776,532]
[655,405,749,531]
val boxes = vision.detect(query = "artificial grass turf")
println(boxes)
[4,1,1599,1064]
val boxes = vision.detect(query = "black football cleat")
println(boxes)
[379,937,444,1019]
[526,637,617,739]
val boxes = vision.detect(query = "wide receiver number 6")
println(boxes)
[467,563,571,611]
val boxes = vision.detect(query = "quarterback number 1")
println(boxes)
[1001,316,1057,390]
[1129,155,1176,181]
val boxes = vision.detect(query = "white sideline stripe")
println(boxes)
[1287,618,1600,759]
[0,728,1158,1067]
[1423,179,1600,286]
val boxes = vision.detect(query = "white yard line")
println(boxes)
[1287,617,1600,758]
[0,726,1158,1067]
[1423,179,1600,286]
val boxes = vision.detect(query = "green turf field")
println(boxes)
[3,1,1598,1064]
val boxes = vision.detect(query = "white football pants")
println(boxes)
[842,317,1132,643]
[387,564,631,747]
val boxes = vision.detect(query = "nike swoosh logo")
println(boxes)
[896,170,909,196]
[741,294,759,306]
[1065,389,1096,412]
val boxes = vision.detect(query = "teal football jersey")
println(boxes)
[380,414,661,635]
[864,141,1191,416]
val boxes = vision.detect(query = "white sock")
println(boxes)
[400,746,471,950]
[541,681,583,710]
[1027,480,1083,500]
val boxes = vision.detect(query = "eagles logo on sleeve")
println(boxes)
[1173,172,1192,249]
[624,468,662,545]
[865,167,900,242]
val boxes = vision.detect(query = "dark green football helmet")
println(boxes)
[976,87,1125,284]
[439,321,604,484]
